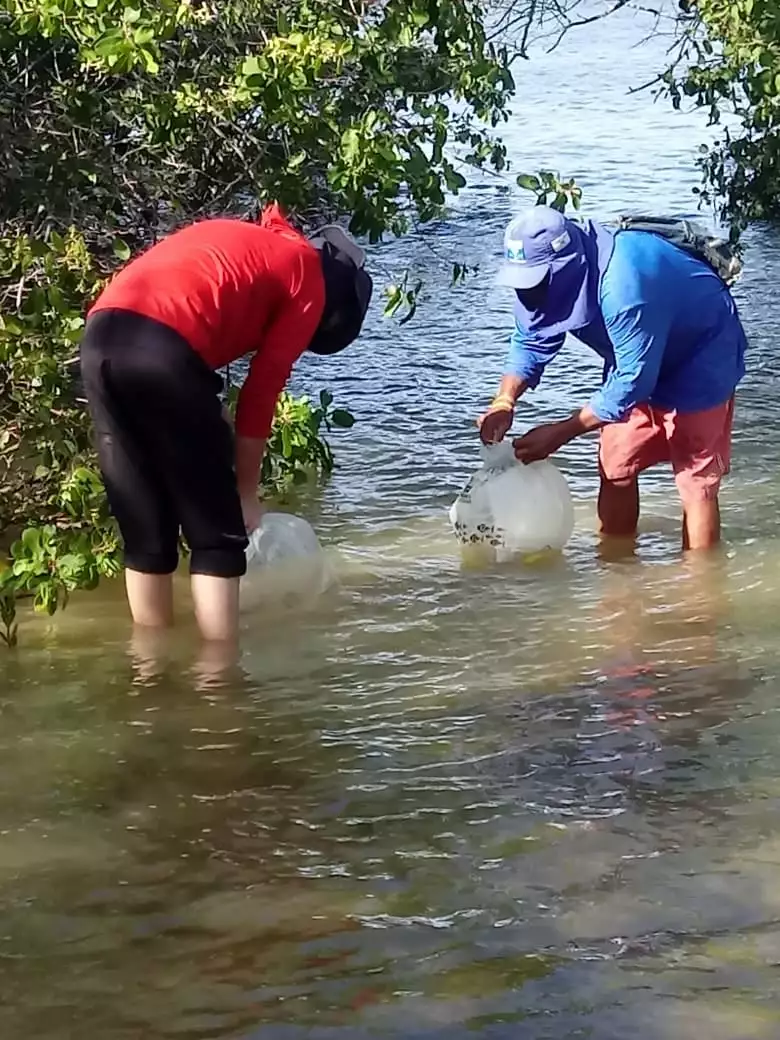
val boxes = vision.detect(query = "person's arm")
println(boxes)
[490,373,529,411]
[513,295,671,462]
[233,344,295,510]
[235,436,267,500]
[549,291,671,443]
[497,321,566,404]
[233,296,322,509]
[588,301,669,423]
[220,401,267,511]
[233,346,300,496]
[512,401,605,462]
[479,323,566,443]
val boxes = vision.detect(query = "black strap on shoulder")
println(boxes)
[606,213,743,286]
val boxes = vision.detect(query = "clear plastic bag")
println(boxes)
[449,441,574,561]
[240,512,333,612]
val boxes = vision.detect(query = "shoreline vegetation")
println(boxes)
[1,0,775,645]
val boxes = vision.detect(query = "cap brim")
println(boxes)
[310,224,366,269]
[496,262,550,290]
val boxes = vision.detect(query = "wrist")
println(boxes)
[234,435,267,503]
[567,405,605,436]
[491,392,515,410]
[558,415,586,443]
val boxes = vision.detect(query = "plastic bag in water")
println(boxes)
[449,441,574,561]
[240,512,333,612]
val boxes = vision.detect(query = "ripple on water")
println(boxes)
[5,2,780,1037]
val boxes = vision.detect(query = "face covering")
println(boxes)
[308,241,373,356]
[513,219,616,339]
[515,270,551,311]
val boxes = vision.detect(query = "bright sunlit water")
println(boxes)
[4,5,780,1037]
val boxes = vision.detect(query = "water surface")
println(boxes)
[4,5,780,1038]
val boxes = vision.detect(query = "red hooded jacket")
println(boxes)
[89,205,325,438]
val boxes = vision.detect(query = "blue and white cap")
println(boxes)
[497,207,578,290]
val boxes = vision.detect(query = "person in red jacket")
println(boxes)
[80,203,372,644]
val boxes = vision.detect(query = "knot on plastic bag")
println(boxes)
[478,440,516,472]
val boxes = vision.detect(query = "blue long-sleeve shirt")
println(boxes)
[506,229,747,420]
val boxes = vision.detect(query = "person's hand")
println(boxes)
[240,494,265,534]
[478,403,514,444]
[512,421,571,464]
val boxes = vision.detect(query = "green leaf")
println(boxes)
[281,424,293,458]
[20,527,41,555]
[331,408,355,428]
[242,55,262,77]
[443,166,467,193]
[398,297,418,325]
[341,127,361,162]
[516,173,541,192]
[551,192,567,212]
[57,553,86,579]
[141,48,160,75]
[384,285,404,318]
[134,26,156,45]
[34,584,60,616]
[93,29,125,59]
[113,238,131,261]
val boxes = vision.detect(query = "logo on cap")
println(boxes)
[506,242,526,263]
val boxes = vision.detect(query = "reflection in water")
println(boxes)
[5,4,780,1037]
[129,625,243,691]
[4,528,780,1038]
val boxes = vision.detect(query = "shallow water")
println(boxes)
[4,4,780,1038]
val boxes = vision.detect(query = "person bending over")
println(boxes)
[479,206,746,551]
[80,204,372,643]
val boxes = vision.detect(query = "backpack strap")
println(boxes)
[606,213,743,286]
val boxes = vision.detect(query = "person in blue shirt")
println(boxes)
[478,206,747,550]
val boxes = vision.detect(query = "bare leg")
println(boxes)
[190,574,240,644]
[682,497,721,551]
[598,471,640,538]
[192,638,241,690]
[128,623,171,684]
[125,569,174,628]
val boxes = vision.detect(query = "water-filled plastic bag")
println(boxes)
[240,512,333,611]
[449,441,574,561]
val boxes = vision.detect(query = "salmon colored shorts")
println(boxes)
[599,397,735,502]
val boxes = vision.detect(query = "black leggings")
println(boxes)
[80,309,248,578]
